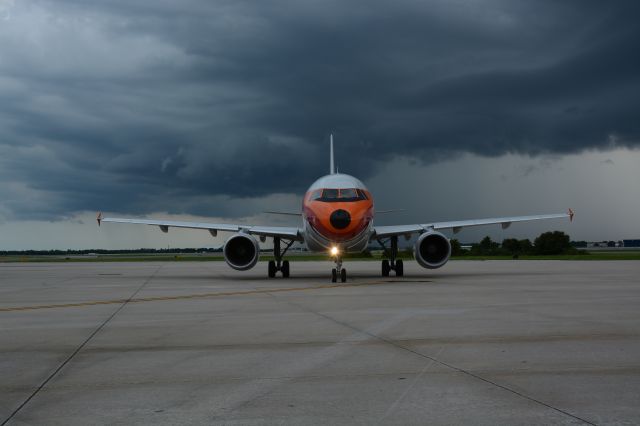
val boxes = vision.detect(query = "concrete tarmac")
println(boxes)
[1,260,639,425]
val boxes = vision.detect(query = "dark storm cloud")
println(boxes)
[0,0,639,219]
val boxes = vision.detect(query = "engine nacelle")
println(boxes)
[414,231,451,269]
[223,233,260,271]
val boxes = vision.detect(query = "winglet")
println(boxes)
[568,208,574,222]
[97,212,103,226]
[330,134,335,175]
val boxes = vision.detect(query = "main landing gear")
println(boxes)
[331,253,347,283]
[268,237,294,278]
[377,235,404,277]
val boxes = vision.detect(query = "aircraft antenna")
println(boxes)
[330,134,335,174]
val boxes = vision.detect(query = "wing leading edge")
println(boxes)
[373,209,574,239]
[97,213,303,241]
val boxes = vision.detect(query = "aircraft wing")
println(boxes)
[98,214,303,241]
[373,210,574,239]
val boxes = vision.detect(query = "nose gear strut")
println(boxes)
[331,251,347,283]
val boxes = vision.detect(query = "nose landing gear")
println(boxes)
[331,254,347,283]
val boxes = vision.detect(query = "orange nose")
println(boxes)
[303,194,374,242]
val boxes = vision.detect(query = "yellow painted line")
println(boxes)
[0,280,395,313]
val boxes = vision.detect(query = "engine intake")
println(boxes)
[223,233,259,271]
[414,231,451,269]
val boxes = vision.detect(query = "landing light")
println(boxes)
[330,246,339,256]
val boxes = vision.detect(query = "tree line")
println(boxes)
[451,231,583,257]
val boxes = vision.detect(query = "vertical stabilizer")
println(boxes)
[330,134,336,174]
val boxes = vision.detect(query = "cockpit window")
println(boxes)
[356,189,368,200]
[309,189,323,201]
[323,188,339,200]
[340,188,358,199]
[312,188,368,202]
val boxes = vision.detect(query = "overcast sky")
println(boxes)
[0,0,639,249]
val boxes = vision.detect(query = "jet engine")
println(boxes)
[414,231,451,269]
[223,233,260,271]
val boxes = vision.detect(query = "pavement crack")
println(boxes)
[378,345,446,422]
[1,264,164,426]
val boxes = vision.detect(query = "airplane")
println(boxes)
[98,135,574,283]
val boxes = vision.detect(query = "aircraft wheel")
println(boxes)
[282,260,290,278]
[382,260,390,277]
[396,259,404,277]
[268,260,276,278]
[340,268,347,283]
[331,268,337,283]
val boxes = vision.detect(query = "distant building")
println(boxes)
[623,239,640,248]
